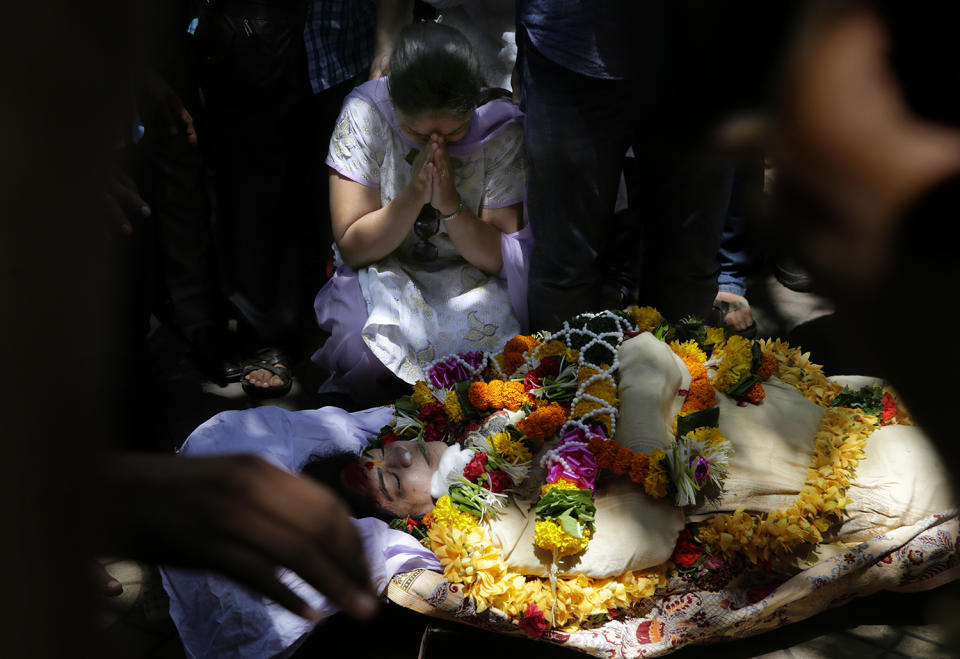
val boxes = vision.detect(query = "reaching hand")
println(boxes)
[429,136,460,216]
[98,454,378,621]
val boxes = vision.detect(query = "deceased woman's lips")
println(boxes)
[342,459,374,499]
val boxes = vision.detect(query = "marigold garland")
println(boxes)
[504,334,539,372]
[468,379,531,411]
[697,406,875,562]
[515,403,567,441]
[388,308,914,635]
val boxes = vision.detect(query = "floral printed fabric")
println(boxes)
[388,510,960,657]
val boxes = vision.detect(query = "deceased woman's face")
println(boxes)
[343,439,448,518]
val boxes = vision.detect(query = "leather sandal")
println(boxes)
[241,347,293,398]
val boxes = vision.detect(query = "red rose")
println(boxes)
[670,528,703,567]
[881,392,897,424]
[519,603,547,638]
[463,452,488,482]
[382,433,400,446]
[485,470,512,493]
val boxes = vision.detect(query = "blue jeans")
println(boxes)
[521,30,732,330]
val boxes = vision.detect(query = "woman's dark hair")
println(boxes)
[388,21,486,118]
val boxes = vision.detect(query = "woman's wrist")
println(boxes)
[435,195,463,222]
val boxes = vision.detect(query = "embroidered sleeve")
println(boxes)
[480,121,526,209]
[326,96,387,188]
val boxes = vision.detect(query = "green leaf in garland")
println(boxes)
[677,407,720,436]
[654,322,672,342]
[750,341,763,372]
[557,511,583,539]
[828,384,884,416]
[728,374,761,398]
[395,395,418,418]
[449,484,482,516]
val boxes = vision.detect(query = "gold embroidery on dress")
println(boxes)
[463,310,498,342]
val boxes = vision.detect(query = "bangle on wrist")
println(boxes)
[437,196,463,223]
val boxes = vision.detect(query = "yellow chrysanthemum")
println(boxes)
[628,305,664,334]
[431,495,479,532]
[540,477,581,498]
[644,449,669,499]
[711,336,754,393]
[684,426,726,447]
[533,520,592,556]
[411,380,437,409]
[487,431,532,463]
[705,327,726,352]
[443,389,465,423]
[669,339,707,364]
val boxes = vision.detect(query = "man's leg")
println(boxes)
[521,33,635,331]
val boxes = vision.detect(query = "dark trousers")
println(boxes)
[197,0,312,350]
[521,31,732,331]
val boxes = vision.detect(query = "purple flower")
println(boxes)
[689,455,710,486]
[545,442,599,489]
[704,555,725,570]
[428,351,486,389]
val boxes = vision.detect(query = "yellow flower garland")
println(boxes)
[697,405,876,563]
[428,521,666,627]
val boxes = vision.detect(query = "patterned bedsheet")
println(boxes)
[387,511,960,657]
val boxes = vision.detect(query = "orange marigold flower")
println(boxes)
[468,381,491,410]
[587,435,606,454]
[421,512,435,528]
[681,377,716,414]
[503,335,538,372]
[596,439,620,470]
[516,402,567,440]
[629,452,650,482]
[757,353,777,380]
[613,446,634,474]
[500,381,532,410]
[745,381,766,404]
[684,359,708,382]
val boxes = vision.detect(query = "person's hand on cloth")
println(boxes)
[97,453,378,621]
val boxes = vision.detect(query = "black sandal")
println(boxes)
[241,347,293,398]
